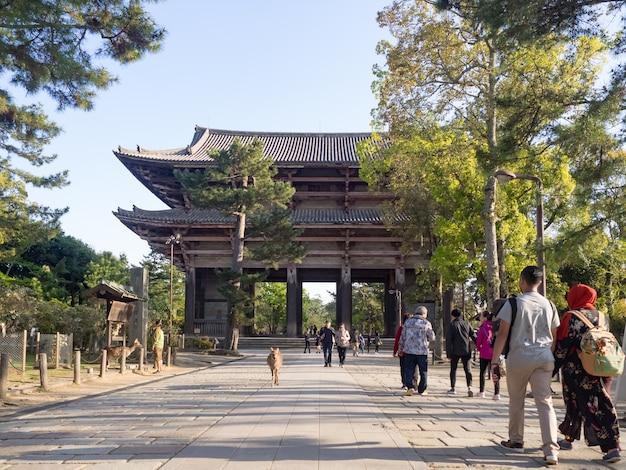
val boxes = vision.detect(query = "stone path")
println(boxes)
[0,350,621,469]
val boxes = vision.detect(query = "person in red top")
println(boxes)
[393,311,413,389]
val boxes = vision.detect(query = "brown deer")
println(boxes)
[104,338,142,369]
[267,347,283,386]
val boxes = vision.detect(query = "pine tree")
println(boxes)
[175,139,305,350]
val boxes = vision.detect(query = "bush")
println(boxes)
[186,336,215,350]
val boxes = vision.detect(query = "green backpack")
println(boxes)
[572,310,625,377]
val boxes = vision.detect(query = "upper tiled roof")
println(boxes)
[115,127,385,165]
[114,207,390,225]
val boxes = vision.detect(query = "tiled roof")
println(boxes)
[114,207,390,225]
[115,127,386,165]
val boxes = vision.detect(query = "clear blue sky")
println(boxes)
[26,1,390,300]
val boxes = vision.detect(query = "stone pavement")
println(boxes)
[0,349,622,469]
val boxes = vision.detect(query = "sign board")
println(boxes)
[107,301,135,323]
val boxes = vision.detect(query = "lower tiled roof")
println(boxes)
[114,207,391,225]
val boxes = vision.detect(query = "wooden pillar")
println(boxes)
[384,264,405,336]
[184,267,196,335]
[286,265,301,337]
[129,267,148,361]
[242,282,256,336]
[336,262,352,332]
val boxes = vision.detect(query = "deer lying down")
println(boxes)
[267,347,283,386]
[104,338,142,369]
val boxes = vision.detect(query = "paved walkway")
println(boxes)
[0,349,621,469]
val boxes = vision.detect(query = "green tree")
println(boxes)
[175,139,306,350]
[0,1,165,268]
[364,0,621,309]
[352,283,385,336]
[255,282,287,334]
[0,285,39,333]
[141,250,185,333]
[14,233,97,305]
[302,292,329,334]
[63,304,106,351]
[85,252,131,287]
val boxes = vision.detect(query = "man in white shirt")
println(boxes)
[492,266,560,465]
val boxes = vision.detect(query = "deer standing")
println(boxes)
[104,338,142,370]
[267,347,283,386]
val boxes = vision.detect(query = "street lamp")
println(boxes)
[494,170,546,296]
[165,233,181,337]
[388,288,402,332]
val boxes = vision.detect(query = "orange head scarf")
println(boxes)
[566,284,597,310]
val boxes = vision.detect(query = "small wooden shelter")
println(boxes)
[83,280,145,346]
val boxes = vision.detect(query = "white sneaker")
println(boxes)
[544,455,558,465]
[476,391,485,398]
[447,389,456,394]
[406,388,415,396]
[492,394,501,400]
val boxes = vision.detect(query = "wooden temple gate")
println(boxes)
[113,128,430,337]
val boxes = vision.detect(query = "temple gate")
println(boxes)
[113,127,429,337]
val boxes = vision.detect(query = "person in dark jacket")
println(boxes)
[319,320,335,367]
[446,308,476,397]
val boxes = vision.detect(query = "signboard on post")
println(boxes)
[108,301,135,323]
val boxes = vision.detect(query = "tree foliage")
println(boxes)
[255,282,287,334]
[351,283,385,336]
[13,233,97,305]
[0,0,165,277]
[85,251,131,287]
[175,139,306,350]
[364,0,626,312]
[141,250,185,333]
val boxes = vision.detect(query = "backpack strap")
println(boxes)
[571,310,595,329]
[508,297,517,328]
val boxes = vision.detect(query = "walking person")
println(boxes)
[335,323,351,367]
[393,312,414,389]
[374,331,382,353]
[491,266,560,466]
[554,283,621,463]
[303,328,311,353]
[475,311,500,399]
[446,308,476,397]
[351,330,359,356]
[319,320,335,367]
[152,319,164,374]
[398,306,435,396]
[358,332,365,356]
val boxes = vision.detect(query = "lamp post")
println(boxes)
[165,233,181,338]
[493,170,545,296]
[389,288,402,332]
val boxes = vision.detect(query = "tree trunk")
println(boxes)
[483,175,500,310]
[224,211,247,351]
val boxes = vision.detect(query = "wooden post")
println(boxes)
[138,347,144,373]
[120,351,126,374]
[55,332,60,369]
[0,353,8,400]
[100,350,107,378]
[35,332,40,369]
[21,330,27,373]
[39,353,49,391]
[166,347,171,368]
[73,350,81,385]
